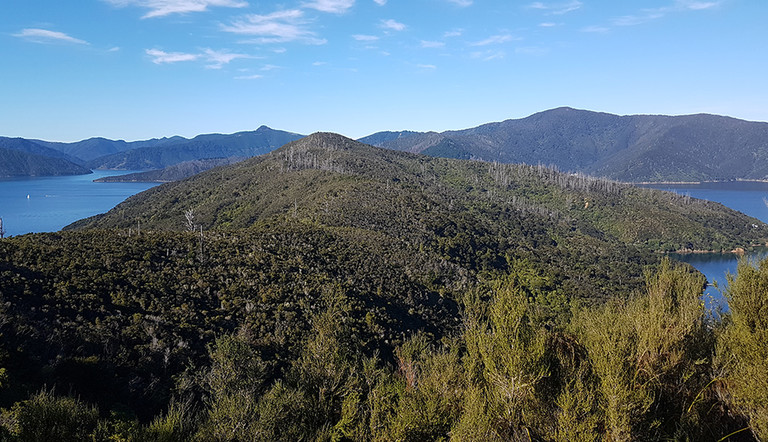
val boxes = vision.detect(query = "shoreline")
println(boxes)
[669,244,768,255]
[629,178,768,185]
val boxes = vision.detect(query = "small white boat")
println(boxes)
[27,194,30,199]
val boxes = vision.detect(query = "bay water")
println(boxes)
[642,181,768,311]
[0,171,159,237]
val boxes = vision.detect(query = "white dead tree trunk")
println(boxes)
[185,209,196,232]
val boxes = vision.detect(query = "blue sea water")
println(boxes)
[0,171,159,237]
[642,181,768,311]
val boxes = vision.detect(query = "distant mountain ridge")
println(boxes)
[6,109,768,182]
[362,107,768,182]
[0,137,91,177]
[85,126,304,170]
[93,157,246,182]
[1,126,304,177]
[0,148,91,177]
[32,136,186,162]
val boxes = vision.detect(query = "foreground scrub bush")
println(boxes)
[3,388,98,442]
[574,259,717,441]
[718,259,768,440]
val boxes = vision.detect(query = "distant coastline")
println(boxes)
[631,178,768,185]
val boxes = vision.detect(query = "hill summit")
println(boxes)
[73,132,768,254]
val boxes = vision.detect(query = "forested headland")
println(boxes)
[0,133,766,440]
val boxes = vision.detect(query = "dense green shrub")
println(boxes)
[718,259,768,440]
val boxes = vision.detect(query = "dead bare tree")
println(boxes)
[185,209,196,232]
[0,217,5,239]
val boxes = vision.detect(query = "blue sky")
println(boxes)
[2,0,766,141]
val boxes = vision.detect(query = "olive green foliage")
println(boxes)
[4,388,98,442]
[0,237,763,441]
[718,259,768,440]
[1,134,767,440]
[574,260,718,441]
[73,133,768,252]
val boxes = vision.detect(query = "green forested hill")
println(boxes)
[93,157,246,183]
[74,132,768,252]
[0,147,91,177]
[0,137,91,177]
[84,126,304,170]
[1,133,767,440]
[367,107,768,182]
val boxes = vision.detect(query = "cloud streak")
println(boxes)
[146,48,199,64]
[352,34,379,41]
[13,28,88,45]
[302,0,355,14]
[202,48,253,69]
[380,19,406,31]
[420,40,445,48]
[470,34,518,46]
[583,0,723,32]
[528,0,582,15]
[145,47,252,67]
[104,0,248,18]
[222,10,326,45]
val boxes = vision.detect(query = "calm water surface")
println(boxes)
[0,171,159,237]
[643,181,768,311]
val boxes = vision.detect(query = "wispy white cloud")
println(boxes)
[471,50,505,61]
[446,0,472,6]
[417,64,437,69]
[444,29,463,38]
[104,0,247,18]
[585,0,723,32]
[146,47,252,67]
[420,40,445,48]
[527,0,582,15]
[581,25,610,33]
[301,0,355,14]
[676,0,722,10]
[108,46,121,52]
[352,34,379,41]
[202,48,253,69]
[380,19,406,31]
[611,12,664,27]
[373,0,386,5]
[312,61,328,66]
[539,22,558,27]
[470,34,518,46]
[13,28,88,45]
[260,64,282,71]
[222,10,327,45]
[146,48,199,64]
[235,74,263,80]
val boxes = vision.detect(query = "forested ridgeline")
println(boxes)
[72,133,768,253]
[0,133,766,440]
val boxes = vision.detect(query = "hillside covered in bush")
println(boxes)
[0,133,766,440]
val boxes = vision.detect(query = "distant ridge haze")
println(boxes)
[4,108,768,182]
